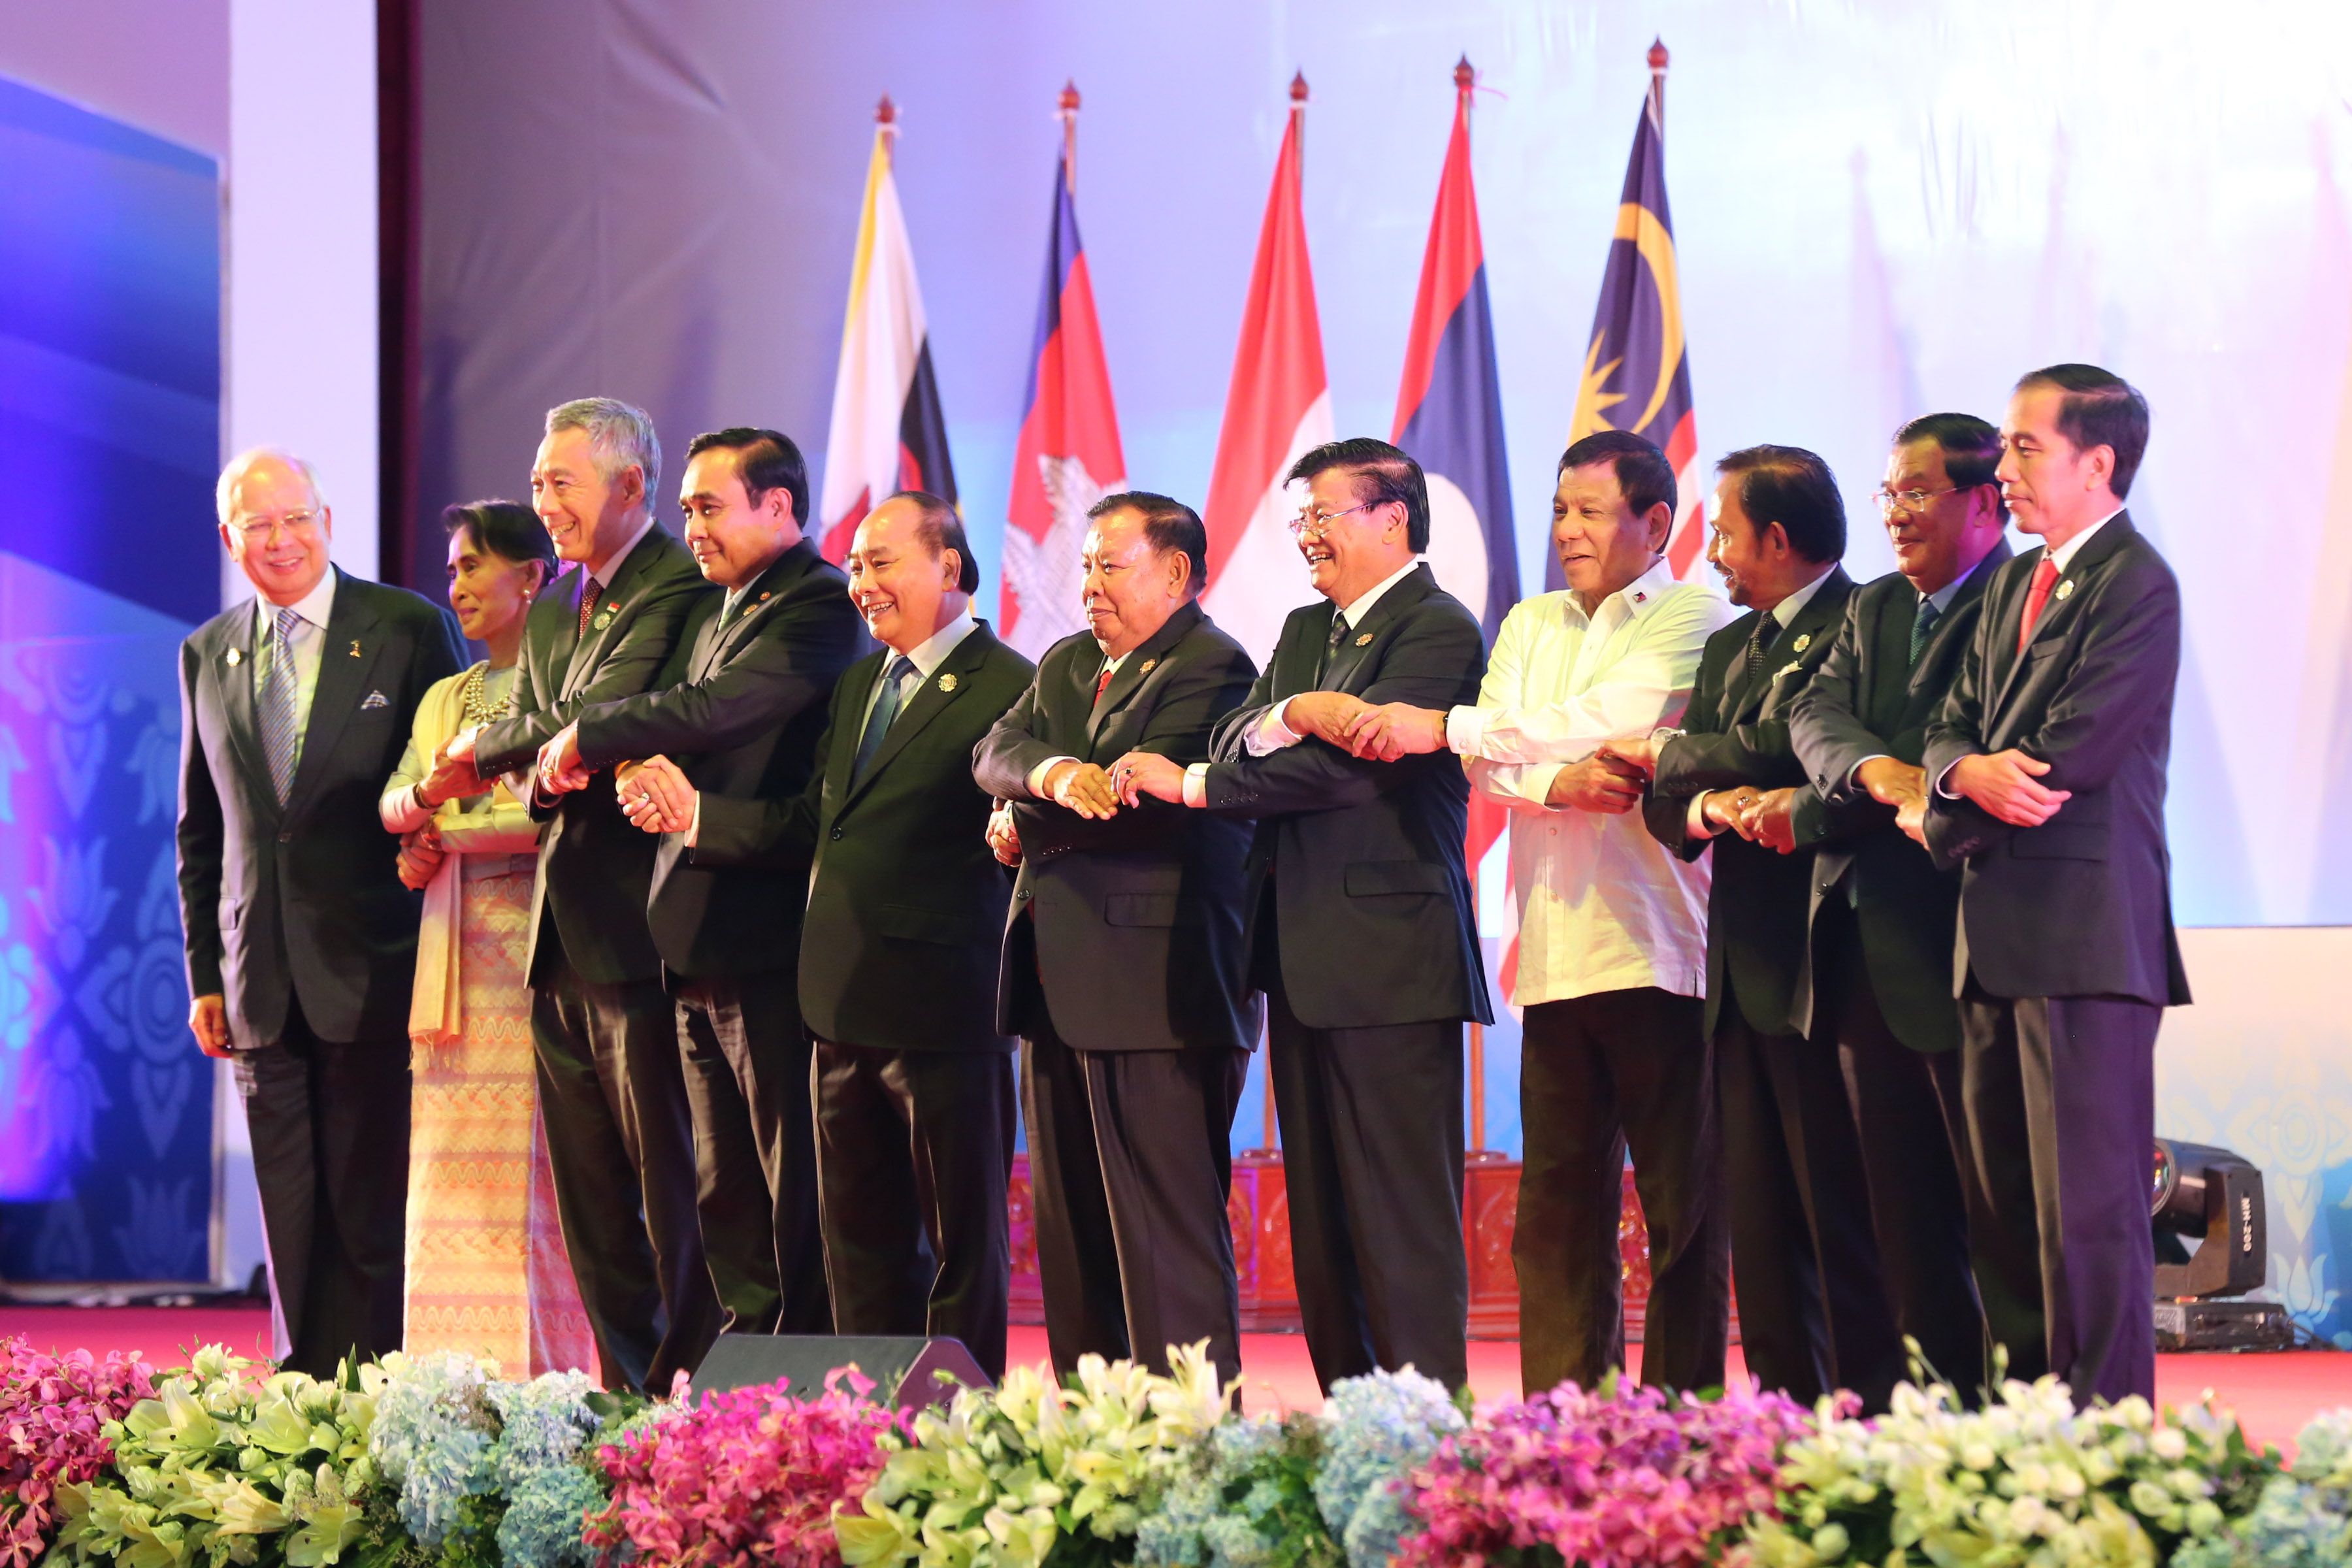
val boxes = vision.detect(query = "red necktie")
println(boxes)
[1092,664,1114,705]
[577,580,602,640]
[2016,554,2059,653]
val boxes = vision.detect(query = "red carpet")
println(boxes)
[5,1307,2340,1454]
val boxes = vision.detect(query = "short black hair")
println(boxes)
[1558,430,1677,523]
[1893,412,2004,497]
[684,427,811,525]
[1286,438,1429,552]
[2014,364,2150,500]
[1088,491,1208,600]
[443,499,555,578]
[1714,445,1846,564]
[886,490,979,595]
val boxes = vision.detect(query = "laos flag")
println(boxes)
[1556,50,1703,584]
[1393,61,1518,897]
[1000,152,1126,660]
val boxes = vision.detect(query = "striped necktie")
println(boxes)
[259,605,302,805]
[1908,597,1940,668]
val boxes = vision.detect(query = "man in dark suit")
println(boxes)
[535,428,862,1339]
[455,398,715,1392]
[178,447,465,1374]
[1786,414,2025,1396]
[1610,446,1890,1408]
[1119,438,1490,1394]
[636,493,1033,1378]
[1918,365,2189,1406]
[972,492,1258,1384]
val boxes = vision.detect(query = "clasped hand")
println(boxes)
[617,756,695,834]
[535,722,593,796]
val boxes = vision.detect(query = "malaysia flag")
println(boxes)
[818,96,958,561]
[1393,57,1522,930]
[1200,74,1332,666]
[1000,97,1126,661]
[1554,42,1704,585]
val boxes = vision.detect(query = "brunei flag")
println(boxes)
[1200,74,1332,664]
[1000,117,1126,659]
[1556,42,1704,585]
[1393,58,1521,917]
[818,97,957,561]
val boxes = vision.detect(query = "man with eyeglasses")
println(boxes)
[177,448,465,1373]
[1784,414,2022,1400]
[1114,436,1488,1394]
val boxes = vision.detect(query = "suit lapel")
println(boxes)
[1869,590,1916,731]
[1086,601,1201,749]
[563,531,674,698]
[286,572,384,813]
[840,622,998,809]
[214,607,272,802]
[824,653,885,812]
[1322,565,1433,694]
[1716,610,1769,725]
[1274,604,1326,700]
[699,542,818,681]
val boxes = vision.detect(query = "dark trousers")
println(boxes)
[675,970,828,1337]
[532,946,720,1392]
[1810,902,1987,1403]
[813,1039,1016,1379]
[1959,979,2158,1405]
[1717,1004,1905,1409]
[1516,987,1727,1396]
[234,993,410,1377]
[1022,1024,1247,1384]
[1264,977,1467,1394]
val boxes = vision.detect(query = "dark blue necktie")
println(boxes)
[852,655,916,781]
[1908,597,1940,668]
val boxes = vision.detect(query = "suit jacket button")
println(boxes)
[278,829,293,843]
[829,826,843,841]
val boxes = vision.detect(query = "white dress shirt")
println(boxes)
[252,567,339,774]
[1455,559,1737,1005]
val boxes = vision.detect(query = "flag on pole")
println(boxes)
[1393,56,1520,911]
[1556,40,1703,585]
[1000,84,1127,659]
[818,95,958,561]
[1200,73,1332,665]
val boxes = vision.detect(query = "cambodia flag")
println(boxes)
[1000,146,1126,660]
[1200,74,1332,665]
[1394,59,1520,907]
[818,98,958,561]
[1555,44,1704,585]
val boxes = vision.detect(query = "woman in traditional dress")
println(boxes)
[382,501,594,1375]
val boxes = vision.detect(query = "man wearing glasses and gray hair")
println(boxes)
[178,447,465,1374]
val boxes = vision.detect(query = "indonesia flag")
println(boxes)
[1393,57,1521,932]
[1200,73,1332,665]
[1556,41,1705,584]
[818,95,958,561]
[1000,86,1126,660]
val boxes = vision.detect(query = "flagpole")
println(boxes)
[1058,80,1080,191]
[1452,51,1494,1159]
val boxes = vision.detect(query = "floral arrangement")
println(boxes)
[1135,1413,1337,1568]
[836,1344,1231,1568]
[1395,1375,1812,1568]
[1740,1375,2274,1568]
[48,1346,391,1568]
[589,1367,902,1568]
[0,1337,155,1568]
[2174,1407,2352,1568]
[1311,1370,1466,1568]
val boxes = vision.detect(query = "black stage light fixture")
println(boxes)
[2151,1138,2296,1350]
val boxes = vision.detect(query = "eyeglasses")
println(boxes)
[1872,485,1961,516]
[1287,500,1381,538]
[232,510,323,542]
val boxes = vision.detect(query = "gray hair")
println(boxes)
[546,397,662,510]
[216,447,325,525]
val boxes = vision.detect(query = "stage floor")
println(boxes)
[2,1306,2341,1454]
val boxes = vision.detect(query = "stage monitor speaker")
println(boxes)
[689,1334,990,1412]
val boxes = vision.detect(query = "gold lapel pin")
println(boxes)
[2055,580,2075,601]
[349,640,363,658]
[1792,633,1812,653]
[759,591,772,603]
[226,648,242,666]
[1139,658,1157,674]
[938,672,959,693]
[1354,632,1374,647]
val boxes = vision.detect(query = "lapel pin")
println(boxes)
[1633,591,1648,604]
[938,672,959,693]
[349,640,363,658]
[2054,580,2075,601]
[1139,658,1157,675]
[1776,661,1803,680]
[759,591,772,603]
[1792,633,1812,653]
[226,648,243,666]
[1354,632,1373,647]
[593,608,616,631]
